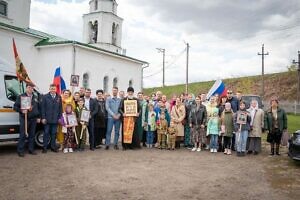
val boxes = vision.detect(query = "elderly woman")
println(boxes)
[247,99,264,155]
[171,97,186,148]
[265,97,287,156]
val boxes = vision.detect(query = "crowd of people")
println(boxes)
[14,83,288,158]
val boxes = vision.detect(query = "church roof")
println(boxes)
[0,21,147,65]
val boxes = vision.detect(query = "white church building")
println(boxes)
[0,0,148,94]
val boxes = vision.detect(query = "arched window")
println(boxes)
[103,76,108,92]
[0,1,7,16]
[94,0,98,11]
[83,73,89,89]
[129,79,133,87]
[113,77,118,87]
[112,23,117,45]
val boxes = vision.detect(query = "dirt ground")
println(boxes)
[0,143,299,200]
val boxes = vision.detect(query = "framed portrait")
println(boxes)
[21,96,31,110]
[237,111,247,125]
[70,75,80,87]
[67,114,78,126]
[124,100,138,117]
[80,110,90,122]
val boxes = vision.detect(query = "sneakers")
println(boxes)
[63,148,68,153]
[227,149,232,155]
[213,149,217,153]
[224,148,228,154]
[197,147,201,152]
[210,149,214,153]
[68,148,73,153]
[191,147,197,152]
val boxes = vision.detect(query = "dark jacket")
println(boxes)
[189,104,207,126]
[227,96,239,113]
[95,99,107,128]
[14,93,40,119]
[85,97,98,119]
[264,107,287,132]
[41,93,62,124]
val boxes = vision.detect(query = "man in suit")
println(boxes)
[14,83,40,157]
[41,84,62,153]
[84,88,98,150]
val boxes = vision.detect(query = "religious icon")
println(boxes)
[21,96,31,110]
[124,100,138,117]
[67,114,78,126]
[237,112,247,125]
[80,110,90,122]
[70,75,80,87]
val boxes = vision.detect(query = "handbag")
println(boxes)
[281,130,290,146]
[266,132,272,143]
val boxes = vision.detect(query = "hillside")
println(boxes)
[144,71,298,101]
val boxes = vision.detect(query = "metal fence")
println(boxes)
[263,101,300,114]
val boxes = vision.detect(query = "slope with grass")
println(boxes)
[144,71,298,100]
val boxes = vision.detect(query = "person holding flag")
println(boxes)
[13,83,40,157]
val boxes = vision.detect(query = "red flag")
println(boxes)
[12,38,35,86]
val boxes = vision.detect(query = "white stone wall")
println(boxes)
[0,28,143,96]
[0,0,31,28]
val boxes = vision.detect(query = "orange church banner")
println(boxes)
[12,39,35,86]
[123,116,135,144]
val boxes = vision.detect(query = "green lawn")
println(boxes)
[287,114,300,134]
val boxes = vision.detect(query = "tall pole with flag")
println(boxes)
[53,67,66,94]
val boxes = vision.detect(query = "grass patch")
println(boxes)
[287,114,300,134]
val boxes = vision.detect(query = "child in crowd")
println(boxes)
[156,112,168,149]
[59,104,76,153]
[167,121,177,150]
[220,103,234,155]
[234,101,251,157]
[144,104,156,148]
[207,107,220,153]
[75,98,88,151]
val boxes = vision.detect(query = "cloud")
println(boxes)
[30,0,300,88]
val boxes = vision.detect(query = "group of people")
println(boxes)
[14,83,288,158]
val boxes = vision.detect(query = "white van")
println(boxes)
[0,58,44,147]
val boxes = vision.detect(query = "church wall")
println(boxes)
[74,46,142,95]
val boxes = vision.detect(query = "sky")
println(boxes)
[30,0,300,88]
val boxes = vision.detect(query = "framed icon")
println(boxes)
[80,110,90,122]
[21,96,31,110]
[67,114,78,126]
[70,75,80,87]
[124,100,138,117]
[237,111,247,125]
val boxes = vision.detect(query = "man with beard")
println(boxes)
[119,87,141,150]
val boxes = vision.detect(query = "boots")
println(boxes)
[275,144,280,155]
[269,144,275,156]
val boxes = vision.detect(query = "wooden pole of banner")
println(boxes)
[25,112,28,137]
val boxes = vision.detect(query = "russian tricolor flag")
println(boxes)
[53,66,66,94]
[206,79,227,100]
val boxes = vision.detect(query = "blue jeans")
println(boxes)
[43,123,58,150]
[105,118,121,146]
[210,134,218,149]
[18,118,37,153]
[236,130,248,152]
[146,131,154,145]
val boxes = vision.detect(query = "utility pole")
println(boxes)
[292,51,300,103]
[156,48,166,87]
[257,44,269,99]
[185,43,190,94]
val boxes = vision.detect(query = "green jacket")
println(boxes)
[221,111,234,137]
[264,107,287,132]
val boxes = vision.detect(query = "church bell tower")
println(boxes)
[83,0,123,54]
